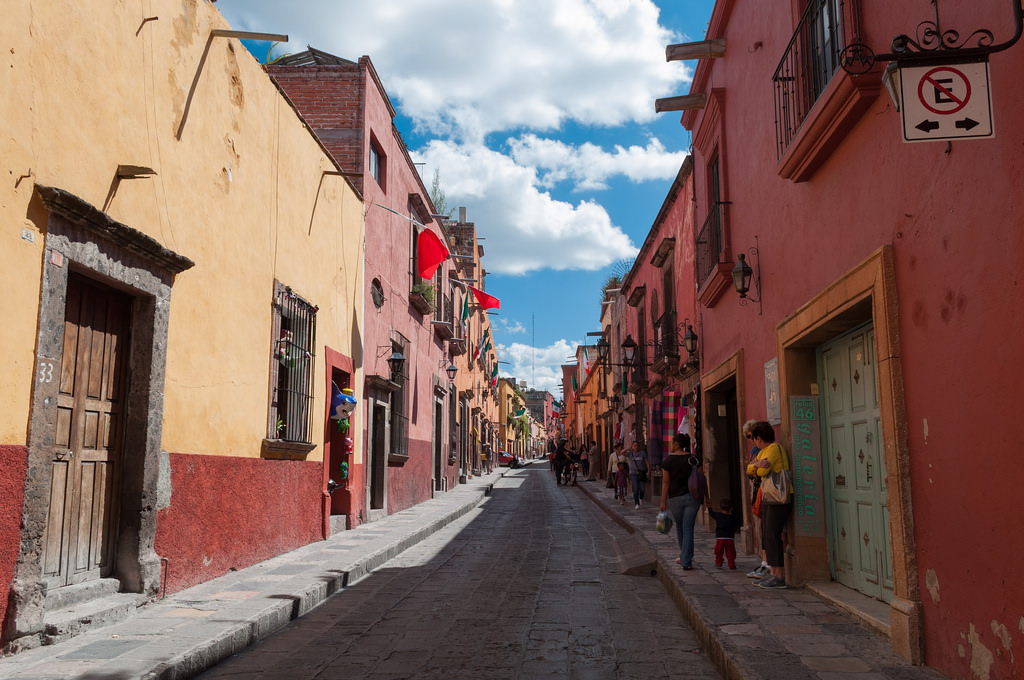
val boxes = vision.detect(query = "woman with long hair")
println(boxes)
[659,433,703,570]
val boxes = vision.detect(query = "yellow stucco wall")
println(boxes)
[0,0,364,459]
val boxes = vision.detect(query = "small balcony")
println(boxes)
[696,204,723,287]
[773,0,849,158]
[652,311,679,375]
[433,292,454,340]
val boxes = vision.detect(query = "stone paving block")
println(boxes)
[803,655,874,672]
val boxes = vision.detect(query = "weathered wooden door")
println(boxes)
[820,325,893,602]
[42,274,131,587]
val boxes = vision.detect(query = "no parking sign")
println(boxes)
[899,61,994,142]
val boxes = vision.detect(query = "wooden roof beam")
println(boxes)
[666,39,726,61]
[654,93,707,113]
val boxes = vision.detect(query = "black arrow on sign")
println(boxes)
[915,120,940,133]
[955,118,979,130]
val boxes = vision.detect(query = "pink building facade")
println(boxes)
[678,1,1023,674]
[269,51,462,527]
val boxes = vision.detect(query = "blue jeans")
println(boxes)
[668,493,701,567]
[630,473,646,505]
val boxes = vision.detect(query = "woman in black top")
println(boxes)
[659,433,703,570]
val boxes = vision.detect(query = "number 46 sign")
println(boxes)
[899,61,994,142]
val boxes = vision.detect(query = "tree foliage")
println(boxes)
[429,169,449,220]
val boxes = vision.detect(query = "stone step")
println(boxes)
[44,578,121,611]
[42,592,147,646]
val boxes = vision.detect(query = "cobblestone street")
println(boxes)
[198,464,720,680]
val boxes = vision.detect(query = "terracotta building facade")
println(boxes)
[678,0,1023,675]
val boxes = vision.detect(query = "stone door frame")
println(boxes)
[7,186,192,643]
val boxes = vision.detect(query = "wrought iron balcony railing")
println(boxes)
[773,0,849,157]
[695,203,723,288]
[652,311,679,365]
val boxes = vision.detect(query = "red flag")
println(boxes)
[469,286,501,310]
[417,229,450,279]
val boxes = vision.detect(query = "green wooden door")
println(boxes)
[820,325,893,602]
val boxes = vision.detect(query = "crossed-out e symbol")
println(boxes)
[918,66,971,115]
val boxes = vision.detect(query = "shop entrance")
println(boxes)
[703,379,745,543]
[819,324,893,602]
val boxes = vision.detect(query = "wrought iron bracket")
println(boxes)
[841,0,1022,74]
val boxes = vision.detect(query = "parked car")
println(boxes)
[498,451,514,466]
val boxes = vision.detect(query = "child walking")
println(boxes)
[615,461,629,505]
[707,499,740,569]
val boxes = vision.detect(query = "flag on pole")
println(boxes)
[490,362,499,387]
[473,329,489,361]
[469,285,500,310]
[460,291,470,322]
[416,229,450,279]
[584,351,590,375]
[571,373,579,401]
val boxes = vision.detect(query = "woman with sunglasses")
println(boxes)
[746,420,792,589]
[744,419,770,579]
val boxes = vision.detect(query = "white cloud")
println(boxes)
[416,141,638,274]
[497,318,527,335]
[498,339,575,394]
[215,0,690,143]
[507,134,688,191]
[215,0,689,275]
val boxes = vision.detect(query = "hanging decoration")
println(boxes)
[330,383,357,420]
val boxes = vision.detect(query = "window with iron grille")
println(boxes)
[390,341,409,458]
[270,282,317,445]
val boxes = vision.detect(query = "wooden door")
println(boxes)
[820,325,893,602]
[42,274,131,587]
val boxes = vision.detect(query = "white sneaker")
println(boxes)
[746,565,768,579]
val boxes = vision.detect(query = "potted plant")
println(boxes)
[410,281,435,313]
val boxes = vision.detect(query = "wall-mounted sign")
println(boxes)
[764,358,781,425]
[790,396,825,537]
[900,61,994,142]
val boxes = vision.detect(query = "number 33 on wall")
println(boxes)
[37,358,57,384]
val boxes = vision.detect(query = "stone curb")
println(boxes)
[576,480,755,680]
[155,477,498,679]
[0,472,502,680]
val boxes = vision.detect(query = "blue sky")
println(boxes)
[216,0,715,393]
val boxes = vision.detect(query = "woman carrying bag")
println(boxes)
[607,442,626,494]
[746,421,793,589]
[659,433,703,570]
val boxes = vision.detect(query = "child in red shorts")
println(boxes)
[707,499,739,569]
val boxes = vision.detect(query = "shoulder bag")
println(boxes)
[760,446,792,505]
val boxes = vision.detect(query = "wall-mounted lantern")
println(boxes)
[732,235,762,315]
[388,351,406,381]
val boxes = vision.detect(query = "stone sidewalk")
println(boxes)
[574,476,948,680]
[0,471,505,680]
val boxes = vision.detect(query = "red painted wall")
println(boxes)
[0,446,28,637]
[685,2,1022,676]
[154,453,321,593]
